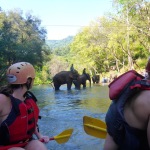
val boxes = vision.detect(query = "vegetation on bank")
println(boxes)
[0,0,150,86]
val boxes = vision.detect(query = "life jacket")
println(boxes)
[109,70,150,117]
[0,91,39,146]
[106,70,150,149]
[109,70,145,100]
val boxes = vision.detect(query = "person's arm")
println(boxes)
[34,125,49,143]
[104,133,118,150]
[0,94,9,121]
[142,91,150,148]
[147,115,150,147]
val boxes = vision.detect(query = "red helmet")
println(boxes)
[6,62,35,84]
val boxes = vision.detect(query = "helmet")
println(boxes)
[6,62,35,84]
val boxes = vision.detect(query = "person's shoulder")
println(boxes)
[137,90,150,109]
[141,90,150,97]
[0,93,9,103]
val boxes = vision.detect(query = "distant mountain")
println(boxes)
[46,36,74,50]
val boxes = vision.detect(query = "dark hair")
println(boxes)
[0,77,33,96]
[11,84,24,89]
[0,85,12,96]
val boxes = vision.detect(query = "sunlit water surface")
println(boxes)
[31,84,111,150]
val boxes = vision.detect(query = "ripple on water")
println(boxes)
[32,84,110,150]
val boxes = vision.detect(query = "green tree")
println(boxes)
[0,9,49,67]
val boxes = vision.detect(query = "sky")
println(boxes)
[0,0,114,40]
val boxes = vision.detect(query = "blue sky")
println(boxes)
[0,0,114,40]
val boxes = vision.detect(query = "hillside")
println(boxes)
[46,36,74,50]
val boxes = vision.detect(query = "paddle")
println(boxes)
[49,128,74,144]
[0,128,73,150]
[83,116,107,139]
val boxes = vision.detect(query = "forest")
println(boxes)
[0,0,150,85]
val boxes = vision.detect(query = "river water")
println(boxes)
[31,84,111,150]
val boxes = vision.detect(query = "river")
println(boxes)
[31,83,111,150]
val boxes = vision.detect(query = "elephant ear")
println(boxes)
[69,69,79,79]
[69,73,74,79]
[73,69,78,74]
[85,73,90,78]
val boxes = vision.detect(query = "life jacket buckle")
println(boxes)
[28,108,34,114]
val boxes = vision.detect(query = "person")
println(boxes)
[82,68,86,74]
[0,62,49,150]
[104,58,150,150]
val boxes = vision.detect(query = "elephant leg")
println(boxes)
[73,80,78,89]
[93,78,96,84]
[83,83,86,88]
[67,82,72,90]
[77,84,81,90]
[54,82,60,91]
[74,81,80,90]
[75,85,80,90]
[78,85,81,90]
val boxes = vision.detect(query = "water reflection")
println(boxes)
[31,84,111,150]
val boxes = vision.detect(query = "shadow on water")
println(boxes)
[31,84,111,150]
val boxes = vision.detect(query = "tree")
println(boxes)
[0,9,49,67]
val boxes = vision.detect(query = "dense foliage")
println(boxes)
[1,0,150,85]
[69,0,150,76]
[0,8,51,85]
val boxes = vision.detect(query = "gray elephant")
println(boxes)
[53,64,79,91]
[73,68,91,90]
[92,74,100,84]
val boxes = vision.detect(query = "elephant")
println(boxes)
[73,68,91,90]
[92,75,100,84]
[53,65,79,91]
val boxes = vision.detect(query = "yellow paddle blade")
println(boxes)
[83,116,107,139]
[54,128,74,144]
